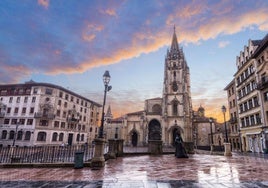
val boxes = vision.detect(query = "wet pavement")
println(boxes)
[0,153,268,187]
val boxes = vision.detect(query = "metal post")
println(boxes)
[223,112,228,142]
[12,123,20,147]
[209,118,214,145]
[99,85,107,138]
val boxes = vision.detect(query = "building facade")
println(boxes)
[105,28,193,149]
[0,81,101,147]
[226,34,268,153]
[224,79,241,151]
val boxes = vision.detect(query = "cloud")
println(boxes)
[1,1,268,83]
[37,0,49,8]
[218,41,230,48]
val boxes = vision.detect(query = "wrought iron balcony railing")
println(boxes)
[34,112,55,119]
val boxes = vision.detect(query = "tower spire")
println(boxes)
[171,25,179,52]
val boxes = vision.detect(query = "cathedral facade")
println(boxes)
[105,28,193,150]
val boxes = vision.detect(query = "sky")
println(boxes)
[0,0,268,122]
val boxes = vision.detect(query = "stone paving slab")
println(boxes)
[0,153,268,187]
[1,180,268,188]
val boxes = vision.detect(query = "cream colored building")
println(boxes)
[0,81,101,147]
[224,79,241,151]
[230,35,268,153]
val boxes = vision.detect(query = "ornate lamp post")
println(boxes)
[221,105,228,142]
[209,117,214,145]
[98,70,112,138]
[209,117,214,154]
[12,122,21,147]
[221,105,232,156]
[92,70,112,168]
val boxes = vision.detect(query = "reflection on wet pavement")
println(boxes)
[0,153,268,187]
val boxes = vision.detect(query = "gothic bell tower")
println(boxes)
[162,26,193,144]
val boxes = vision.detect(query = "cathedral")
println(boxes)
[105,27,193,152]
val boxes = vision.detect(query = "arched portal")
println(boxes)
[148,119,161,140]
[131,131,138,146]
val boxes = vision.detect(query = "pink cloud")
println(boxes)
[37,0,49,8]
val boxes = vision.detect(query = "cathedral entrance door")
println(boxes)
[148,119,161,140]
[132,132,138,146]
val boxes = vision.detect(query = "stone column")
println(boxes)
[224,143,232,156]
[91,138,106,168]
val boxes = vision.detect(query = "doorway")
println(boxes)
[131,132,138,146]
[148,119,161,140]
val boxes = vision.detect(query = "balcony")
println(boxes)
[256,76,268,90]
[67,117,79,124]
[34,112,55,120]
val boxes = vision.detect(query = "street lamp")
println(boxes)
[99,70,112,138]
[12,122,20,147]
[209,117,214,145]
[221,105,229,143]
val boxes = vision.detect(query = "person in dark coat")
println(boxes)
[175,131,188,158]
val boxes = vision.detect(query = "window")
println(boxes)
[70,96,74,102]
[17,130,23,140]
[60,122,65,129]
[76,98,79,104]
[56,110,60,117]
[82,125,85,131]
[20,119,25,125]
[9,131,15,139]
[264,92,268,101]
[65,94,69,100]
[7,108,11,114]
[52,132,58,141]
[24,97,28,103]
[81,134,84,141]
[39,120,48,126]
[4,119,10,124]
[32,97,36,103]
[64,102,68,108]
[11,119,18,124]
[63,111,67,118]
[253,96,258,107]
[9,97,13,103]
[27,119,33,125]
[45,88,53,95]
[59,133,64,141]
[14,107,19,114]
[33,88,38,94]
[250,115,255,125]
[59,91,63,98]
[54,121,59,128]
[76,134,80,142]
[30,107,34,114]
[37,132,46,141]
[24,131,31,141]
[22,107,26,114]
[256,114,261,124]
[58,100,62,106]
[16,97,20,103]
[172,102,178,115]
[1,130,7,139]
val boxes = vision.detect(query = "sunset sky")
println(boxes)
[1,0,268,122]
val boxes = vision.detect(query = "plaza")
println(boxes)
[0,153,268,187]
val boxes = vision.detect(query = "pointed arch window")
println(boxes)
[172,101,178,115]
